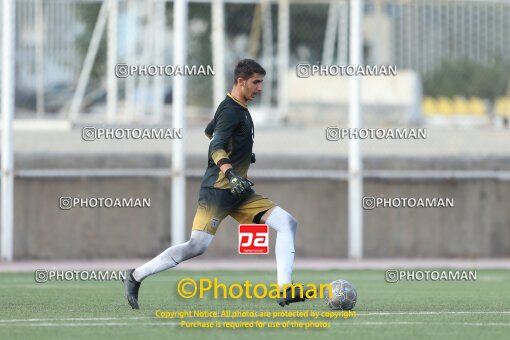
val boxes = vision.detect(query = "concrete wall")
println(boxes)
[5,154,510,259]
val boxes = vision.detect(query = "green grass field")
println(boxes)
[1,269,509,340]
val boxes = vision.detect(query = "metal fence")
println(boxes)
[2,0,510,121]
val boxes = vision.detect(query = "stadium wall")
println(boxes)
[5,154,510,259]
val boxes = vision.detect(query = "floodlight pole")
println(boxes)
[69,1,108,119]
[212,0,226,108]
[106,0,118,123]
[277,0,289,116]
[171,0,188,245]
[261,0,273,107]
[35,0,45,117]
[125,0,138,121]
[1,0,15,262]
[348,0,364,259]
[153,0,166,122]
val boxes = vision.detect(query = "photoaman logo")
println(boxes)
[176,278,333,300]
[239,224,268,254]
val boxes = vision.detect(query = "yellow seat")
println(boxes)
[495,97,510,117]
[436,97,454,115]
[422,97,438,116]
[467,97,486,116]
[452,97,469,115]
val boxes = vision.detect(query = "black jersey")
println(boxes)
[201,93,254,189]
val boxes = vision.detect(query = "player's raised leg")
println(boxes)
[123,230,213,309]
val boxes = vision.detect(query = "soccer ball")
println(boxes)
[324,279,357,310]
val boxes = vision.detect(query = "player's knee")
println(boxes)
[288,213,297,234]
[187,237,209,256]
[267,207,298,234]
[279,208,298,234]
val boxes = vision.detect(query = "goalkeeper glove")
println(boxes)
[225,169,254,199]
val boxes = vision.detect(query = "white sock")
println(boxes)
[132,231,213,282]
[265,206,297,288]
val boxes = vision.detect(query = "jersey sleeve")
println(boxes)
[210,108,240,166]
[204,119,215,140]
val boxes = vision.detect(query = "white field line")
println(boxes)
[0,322,180,327]
[0,286,107,289]
[1,321,510,328]
[332,322,510,327]
[359,311,510,316]
[0,311,509,325]
[0,317,150,323]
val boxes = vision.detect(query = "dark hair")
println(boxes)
[234,59,266,84]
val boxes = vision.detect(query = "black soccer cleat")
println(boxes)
[277,285,308,307]
[123,269,141,309]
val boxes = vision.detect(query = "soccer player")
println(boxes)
[123,59,304,309]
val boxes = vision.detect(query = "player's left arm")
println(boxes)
[210,108,239,169]
[210,109,253,197]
